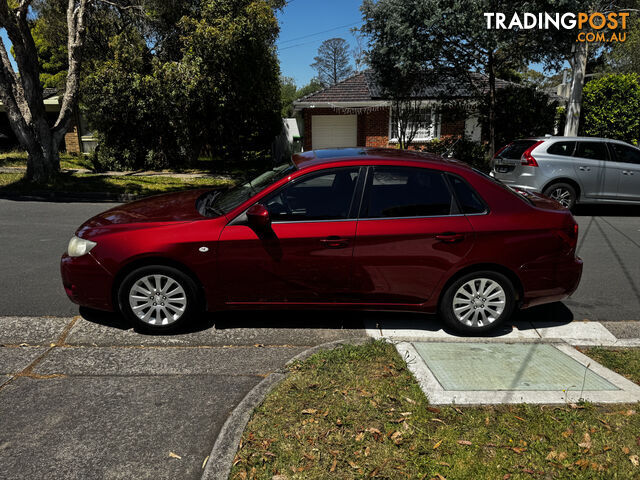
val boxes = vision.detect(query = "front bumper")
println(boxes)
[60,253,115,311]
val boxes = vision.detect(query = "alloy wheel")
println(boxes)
[548,187,573,208]
[452,278,506,328]
[128,274,187,326]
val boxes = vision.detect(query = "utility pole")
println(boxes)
[564,41,588,136]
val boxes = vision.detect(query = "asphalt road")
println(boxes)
[0,198,638,322]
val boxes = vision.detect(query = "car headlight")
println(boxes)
[67,236,97,257]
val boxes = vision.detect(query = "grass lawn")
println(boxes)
[0,151,93,170]
[582,347,640,385]
[231,341,640,480]
[0,171,231,197]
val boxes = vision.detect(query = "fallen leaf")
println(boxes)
[453,407,464,415]
[301,409,317,415]
[336,419,342,426]
[434,474,446,480]
[437,461,450,467]
[431,418,446,425]
[457,440,472,446]
[426,406,441,414]
[514,415,526,422]
[546,451,557,461]
[366,428,383,441]
[558,452,567,460]
[330,458,337,472]
[561,429,573,438]
[485,416,490,426]
[511,447,527,454]
[201,456,209,469]
[433,440,443,449]
[404,396,416,404]
[569,403,584,409]
[355,432,364,442]
[630,455,639,467]
[364,446,370,457]
[168,452,182,460]
[271,475,288,480]
[603,446,612,452]
[578,432,592,450]
[575,459,589,469]
[348,460,360,469]
[623,447,631,454]
[391,431,403,445]
[503,475,512,480]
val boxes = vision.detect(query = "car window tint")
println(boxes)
[364,167,453,218]
[448,175,486,214]
[263,168,359,221]
[498,140,537,160]
[547,141,575,156]
[611,143,640,165]
[575,142,608,160]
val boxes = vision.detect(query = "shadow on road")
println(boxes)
[573,204,640,217]
[80,301,575,337]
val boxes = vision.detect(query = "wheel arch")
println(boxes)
[541,177,581,202]
[436,263,524,311]
[111,256,207,312]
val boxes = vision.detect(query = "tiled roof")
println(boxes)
[296,70,517,104]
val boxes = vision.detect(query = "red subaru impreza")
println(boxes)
[61,148,582,334]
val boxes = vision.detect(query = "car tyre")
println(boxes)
[118,265,200,333]
[439,271,516,335]
[543,182,577,210]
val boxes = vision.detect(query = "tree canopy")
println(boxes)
[311,37,353,86]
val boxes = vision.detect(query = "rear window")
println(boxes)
[575,141,608,160]
[547,141,575,156]
[448,175,487,214]
[497,140,538,159]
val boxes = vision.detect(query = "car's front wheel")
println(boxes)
[439,271,516,335]
[118,265,200,333]
[543,182,577,209]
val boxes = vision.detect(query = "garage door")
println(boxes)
[312,115,357,149]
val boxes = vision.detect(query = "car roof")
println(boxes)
[291,147,464,171]
[516,136,635,145]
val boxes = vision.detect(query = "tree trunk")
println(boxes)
[487,50,496,159]
[564,42,588,137]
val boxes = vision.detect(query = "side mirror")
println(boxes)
[246,204,271,230]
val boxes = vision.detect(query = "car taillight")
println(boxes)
[556,223,579,252]
[521,141,543,166]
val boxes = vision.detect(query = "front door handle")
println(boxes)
[623,170,635,175]
[435,232,465,243]
[578,166,591,171]
[320,236,349,248]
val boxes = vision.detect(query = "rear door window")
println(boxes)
[448,175,487,214]
[575,142,608,160]
[611,143,640,165]
[497,140,538,160]
[363,167,454,218]
[547,141,575,156]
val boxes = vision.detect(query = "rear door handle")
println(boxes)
[623,170,635,175]
[320,236,349,248]
[435,232,465,243]
[578,166,591,171]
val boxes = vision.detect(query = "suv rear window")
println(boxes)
[611,143,640,164]
[547,141,575,156]
[575,141,608,160]
[497,140,538,160]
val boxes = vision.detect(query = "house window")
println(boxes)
[388,107,440,143]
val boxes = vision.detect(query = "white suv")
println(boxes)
[491,136,640,209]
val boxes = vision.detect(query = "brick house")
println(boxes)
[293,70,512,151]
[0,88,95,154]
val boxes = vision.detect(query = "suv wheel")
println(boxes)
[543,182,577,209]
[118,265,200,333]
[439,271,516,335]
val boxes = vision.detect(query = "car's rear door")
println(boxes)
[351,166,474,305]
[608,142,640,202]
[572,140,615,199]
[217,167,364,304]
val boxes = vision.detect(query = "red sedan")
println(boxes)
[61,148,583,334]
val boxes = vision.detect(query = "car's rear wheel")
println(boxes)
[543,182,577,209]
[439,271,516,335]
[118,265,200,333]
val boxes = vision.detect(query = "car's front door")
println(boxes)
[217,167,363,304]
[351,166,474,305]
[608,142,640,202]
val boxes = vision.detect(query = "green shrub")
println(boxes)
[582,73,640,144]
[418,137,489,172]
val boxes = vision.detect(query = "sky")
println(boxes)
[276,0,365,87]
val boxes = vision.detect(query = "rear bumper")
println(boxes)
[520,256,583,309]
[60,253,115,311]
